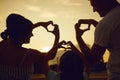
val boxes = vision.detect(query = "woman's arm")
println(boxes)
[74,21,91,58]
[45,24,61,60]
[33,21,53,30]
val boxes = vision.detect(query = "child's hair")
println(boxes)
[59,50,84,80]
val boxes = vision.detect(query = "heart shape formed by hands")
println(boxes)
[77,19,98,30]
[42,23,59,35]
[47,24,55,32]
[78,20,91,31]
[75,19,94,36]
[33,21,59,36]
[42,22,54,32]
[61,41,71,49]
[46,24,59,34]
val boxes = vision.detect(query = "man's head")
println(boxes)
[89,0,119,17]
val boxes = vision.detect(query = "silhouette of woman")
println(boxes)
[0,13,64,80]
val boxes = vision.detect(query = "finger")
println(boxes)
[92,20,98,27]
[47,31,53,33]
[75,23,80,29]
[83,28,89,32]
[88,24,91,29]
[44,27,49,31]
[61,40,67,45]
[49,21,53,25]
[67,41,72,44]
[67,41,74,47]
[59,45,66,49]
[83,24,91,32]
[53,24,58,27]
[53,25,59,30]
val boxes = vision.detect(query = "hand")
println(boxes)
[75,22,90,36]
[57,40,67,48]
[48,24,59,37]
[59,41,76,49]
[33,20,53,30]
[78,19,98,27]
[61,41,71,49]
[42,21,53,31]
[75,19,98,36]
[67,41,74,49]
[67,41,79,51]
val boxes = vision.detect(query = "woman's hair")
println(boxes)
[1,13,33,40]
[59,50,84,80]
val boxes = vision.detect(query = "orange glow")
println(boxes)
[0,0,110,63]
[41,46,51,52]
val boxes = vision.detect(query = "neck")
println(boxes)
[111,1,120,8]
[10,40,23,47]
[105,2,120,15]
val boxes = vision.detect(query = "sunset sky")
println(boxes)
[0,0,100,49]
[1,0,120,62]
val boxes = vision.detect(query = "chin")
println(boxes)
[98,12,106,17]
[99,13,104,17]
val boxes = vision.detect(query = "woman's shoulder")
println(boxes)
[0,40,8,46]
[27,48,40,53]
[26,48,46,59]
[20,48,45,64]
[0,40,9,51]
[24,48,40,56]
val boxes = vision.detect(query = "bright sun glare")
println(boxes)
[41,46,52,52]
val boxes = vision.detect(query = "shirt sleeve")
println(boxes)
[94,21,112,48]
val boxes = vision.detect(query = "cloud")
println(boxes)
[55,0,83,6]
[0,16,3,20]
[25,5,41,12]
[68,3,83,6]
[40,11,57,18]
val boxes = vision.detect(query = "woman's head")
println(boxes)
[1,13,33,44]
[59,50,84,80]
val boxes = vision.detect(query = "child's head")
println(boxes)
[59,50,84,80]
